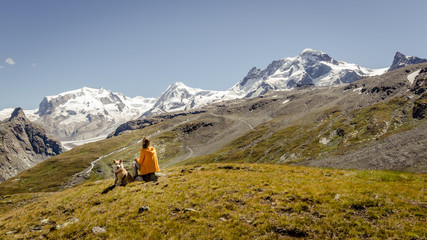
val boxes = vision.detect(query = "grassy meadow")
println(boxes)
[0,163,425,239]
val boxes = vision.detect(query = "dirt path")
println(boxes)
[242,120,254,130]
[209,113,254,130]
[185,146,194,158]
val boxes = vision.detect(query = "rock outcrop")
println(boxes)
[388,52,427,72]
[0,108,63,182]
[412,68,427,119]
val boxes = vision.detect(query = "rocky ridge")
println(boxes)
[0,108,63,182]
[388,52,427,72]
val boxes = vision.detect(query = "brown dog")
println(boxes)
[112,159,134,187]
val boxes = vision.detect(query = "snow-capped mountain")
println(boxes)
[0,87,157,146]
[34,87,156,142]
[141,82,231,117]
[229,49,388,97]
[141,48,395,118]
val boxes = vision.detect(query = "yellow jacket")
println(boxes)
[136,147,160,175]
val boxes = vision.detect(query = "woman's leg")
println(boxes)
[132,161,141,178]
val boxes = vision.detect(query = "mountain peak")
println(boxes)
[300,48,326,56]
[389,52,427,72]
[141,82,228,118]
[174,81,186,86]
[170,82,187,88]
[9,107,28,122]
[299,48,334,63]
[44,87,111,102]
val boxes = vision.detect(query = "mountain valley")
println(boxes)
[0,52,426,239]
[1,61,426,193]
[1,50,426,184]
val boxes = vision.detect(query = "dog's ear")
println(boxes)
[119,159,123,163]
[113,160,117,164]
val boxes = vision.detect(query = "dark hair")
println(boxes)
[142,137,151,149]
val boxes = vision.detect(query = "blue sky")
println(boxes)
[1,0,426,110]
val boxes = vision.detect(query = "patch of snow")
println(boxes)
[0,108,14,121]
[352,87,364,95]
[407,69,421,85]
[282,99,290,104]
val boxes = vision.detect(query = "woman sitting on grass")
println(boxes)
[132,137,160,182]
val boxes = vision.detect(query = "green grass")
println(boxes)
[0,163,425,239]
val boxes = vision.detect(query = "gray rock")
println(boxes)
[92,226,106,235]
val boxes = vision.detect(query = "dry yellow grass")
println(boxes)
[0,163,425,239]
